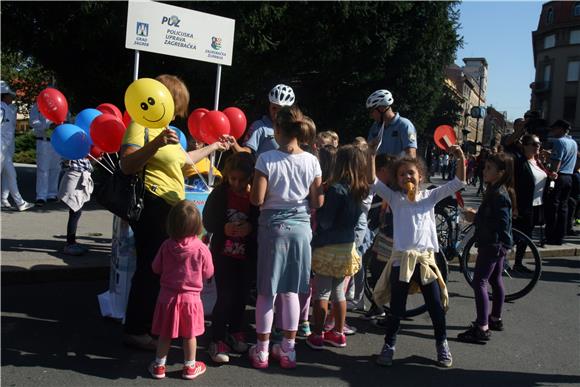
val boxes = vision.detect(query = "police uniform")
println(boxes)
[30,103,62,203]
[367,113,418,156]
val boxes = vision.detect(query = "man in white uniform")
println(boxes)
[29,101,61,206]
[1,81,34,211]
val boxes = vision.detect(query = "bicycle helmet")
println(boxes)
[366,89,394,109]
[269,84,295,106]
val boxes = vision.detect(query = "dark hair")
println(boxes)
[376,154,395,170]
[550,119,571,132]
[222,152,255,185]
[275,105,310,143]
[328,144,369,202]
[483,152,517,210]
[389,157,428,191]
[318,144,338,183]
[166,200,203,239]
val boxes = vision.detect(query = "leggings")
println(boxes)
[66,209,83,245]
[472,244,506,326]
[256,293,300,334]
[384,265,446,346]
[299,283,312,322]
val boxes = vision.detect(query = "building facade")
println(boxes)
[531,1,580,138]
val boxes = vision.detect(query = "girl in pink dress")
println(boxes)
[148,200,214,380]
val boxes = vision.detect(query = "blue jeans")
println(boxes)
[384,264,446,346]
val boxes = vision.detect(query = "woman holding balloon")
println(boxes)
[120,74,230,350]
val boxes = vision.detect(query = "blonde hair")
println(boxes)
[166,200,203,239]
[155,74,190,119]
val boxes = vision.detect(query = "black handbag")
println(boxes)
[94,128,149,223]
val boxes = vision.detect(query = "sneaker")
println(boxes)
[488,317,504,331]
[208,341,230,363]
[17,202,34,212]
[436,339,453,367]
[364,305,386,320]
[376,343,395,366]
[323,330,346,348]
[182,361,206,380]
[457,324,491,343]
[63,244,85,256]
[148,361,166,379]
[249,345,269,369]
[305,333,324,350]
[511,264,533,274]
[35,199,46,207]
[1,200,11,208]
[297,321,312,337]
[270,343,296,369]
[47,197,59,203]
[343,323,357,336]
[226,332,249,353]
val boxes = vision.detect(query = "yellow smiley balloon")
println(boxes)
[124,78,175,129]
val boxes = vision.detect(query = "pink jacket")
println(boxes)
[152,236,214,293]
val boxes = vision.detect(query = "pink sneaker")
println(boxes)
[182,361,206,380]
[306,333,324,350]
[271,343,296,369]
[148,361,166,379]
[323,330,347,348]
[249,345,269,369]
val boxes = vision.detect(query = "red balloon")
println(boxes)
[37,88,68,124]
[199,111,230,144]
[223,107,247,140]
[122,110,132,129]
[90,144,104,159]
[97,103,123,122]
[187,108,209,142]
[90,114,127,153]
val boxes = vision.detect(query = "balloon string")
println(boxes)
[98,153,114,170]
[183,150,210,191]
[88,154,113,175]
[105,153,116,169]
[217,151,224,169]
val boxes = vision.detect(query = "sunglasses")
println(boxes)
[524,142,541,147]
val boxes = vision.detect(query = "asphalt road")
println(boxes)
[2,256,579,387]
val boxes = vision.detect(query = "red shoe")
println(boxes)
[323,330,347,348]
[306,333,324,350]
[148,362,166,379]
[249,345,269,369]
[182,361,206,380]
[271,343,296,369]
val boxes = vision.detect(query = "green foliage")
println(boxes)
[15,131,36,154]
[13,149,36,164]
[1,1,462,145]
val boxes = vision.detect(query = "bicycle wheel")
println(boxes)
[460,228,542,301]
[364,248,449,318]
[435,208,454,260]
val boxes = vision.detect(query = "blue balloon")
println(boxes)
[169,125,188,151]
[75,108,102,137]
[51,124,91,160]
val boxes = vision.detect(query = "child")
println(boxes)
[371,145,466,368]
[249,105,324,369]
[458,153,514,343]
[148,200,214,380]
[203,152,258,363]
[58,157,93,255]
[307,145,368,350]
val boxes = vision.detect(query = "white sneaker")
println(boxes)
[17,202,34,212]
[1,200,11,208]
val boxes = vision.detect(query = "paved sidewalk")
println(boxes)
[1,165,579,284]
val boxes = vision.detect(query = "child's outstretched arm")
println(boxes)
[449,145,466,182]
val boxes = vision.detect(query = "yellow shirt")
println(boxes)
[123,123,186,206]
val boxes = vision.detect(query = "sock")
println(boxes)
[281,337,295,353]
[155,356,167,365]
[184,359,195,367]
[257,339,269,353]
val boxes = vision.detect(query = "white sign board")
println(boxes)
[126,0,235,66]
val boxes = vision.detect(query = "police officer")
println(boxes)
[29,100,62,206]
[366,89,417,158]
[1,81,34,211]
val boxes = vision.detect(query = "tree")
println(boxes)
[1,1,462,145]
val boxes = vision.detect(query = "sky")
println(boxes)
[455,1,544,121]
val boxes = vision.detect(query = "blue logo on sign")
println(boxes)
[136,22,149,37]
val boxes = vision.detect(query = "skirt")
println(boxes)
[257,207,312,296]
[151,289,205,339]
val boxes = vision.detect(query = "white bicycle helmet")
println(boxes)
[269,84,295,106]
[366,89,394,109]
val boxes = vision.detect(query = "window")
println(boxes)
[544,64,552,82]
[544,34,556,49]
[571,30,580,44]
[546,8,554,24]
[574,2,580,17]
[563,97,577,123]
[568,61,580,81]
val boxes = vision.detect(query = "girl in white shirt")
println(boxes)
[371,145,465,368]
